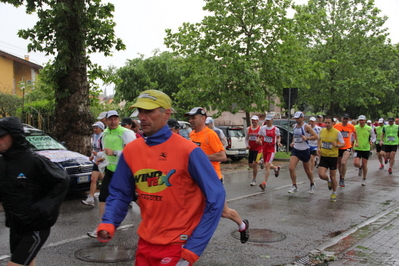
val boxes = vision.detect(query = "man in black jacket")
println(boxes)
[0,117,70,266]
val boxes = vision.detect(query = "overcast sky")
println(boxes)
[1,0,398,69]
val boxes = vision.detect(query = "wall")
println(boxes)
[0,55,14,94]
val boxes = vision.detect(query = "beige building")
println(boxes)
[0,50,42,96]
[208,96,284,127]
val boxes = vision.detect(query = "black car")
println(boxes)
[275,125,293,152]
[23,124,93,193]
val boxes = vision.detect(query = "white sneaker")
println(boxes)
[362,178,366,186]
[288,185,298,193]
[82,196,95,206]
[87,229,97,238]
[309,183,316,194]
[250,181,256,186]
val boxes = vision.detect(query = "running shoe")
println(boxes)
[339,178,345,187]
[385,158,389,164]
[379,164,384,170]
[259,183,266,191]
[358,167,363,177]
[274,166,281,177]
[309,183,315,194]
[327,180,332,190]
[259,159,264,169]
[330,193,337,202]
[82,196,95,206]
[250,181,256,186]
[361,178,366,186]
[239,219,249,244]
[87,229,97,238]
[288,185,298,193]
[388,168,392,174]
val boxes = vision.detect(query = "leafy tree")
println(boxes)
[114,51,191,118]
[165,0,301,122]
[293,0,394,117]
[1,0,125,154]
[0,93,22,117]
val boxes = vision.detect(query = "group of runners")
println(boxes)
[246,112,399,202]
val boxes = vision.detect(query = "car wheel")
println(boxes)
[230,157,242,162]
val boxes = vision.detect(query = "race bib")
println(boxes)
[322,141,332,150]
[294,134,302,143]
[388,136,395,142]
[264,136,273,143]
[341,131,349,138]
[249,135,257,141]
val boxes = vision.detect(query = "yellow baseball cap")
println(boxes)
[129,90,172,110]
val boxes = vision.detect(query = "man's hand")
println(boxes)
[104,148,114,156]
[97,230,111,242]
[96,157,105,165]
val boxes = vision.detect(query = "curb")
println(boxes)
[291,201,399,265]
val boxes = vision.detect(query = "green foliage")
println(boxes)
[0,0,126,154]
[293,0,395,117]
[165,0,300,119]
[114,51,192,118]
[0,93,22,117]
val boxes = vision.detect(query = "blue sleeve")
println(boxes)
[101,153,136,228]
[183,147,226,257]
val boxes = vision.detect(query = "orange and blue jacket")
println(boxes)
[98,125,225,263]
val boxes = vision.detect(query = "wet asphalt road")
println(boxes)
[1,154,399,265]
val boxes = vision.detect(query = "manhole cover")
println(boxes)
[231,228,286,243]
[75,245,135,263]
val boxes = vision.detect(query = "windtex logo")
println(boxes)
[135,169,175,193]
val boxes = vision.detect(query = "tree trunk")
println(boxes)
[53,0,92,156]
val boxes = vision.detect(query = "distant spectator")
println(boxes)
[131,120,143,138]
[168,118,181,134]
[82,121,104,207]
[97,111,108,127]
[121,117,133,129]
[205,117,227,147]
[316,115,326,128]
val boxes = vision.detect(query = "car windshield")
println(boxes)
[26,134,67,151]
[228,129,245,138]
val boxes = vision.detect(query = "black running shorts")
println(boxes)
[318,156,338,170]
[353,150,370,160]
[382,145,398,153]
[248,150,259,164]
[10,228,50,265]
[99,168,114,202]
[338,148,351,157]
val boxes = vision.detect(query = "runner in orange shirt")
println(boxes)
[334,114,356,187]
[186,107,249,244]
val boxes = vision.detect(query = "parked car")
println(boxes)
[273,119,296,129]
[178,121,192,139]
[275,125,293,152]
[218,126,248,161]
[23,124,93,193]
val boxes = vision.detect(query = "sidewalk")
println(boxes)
[293,200,399,266]
[327,203,399,265]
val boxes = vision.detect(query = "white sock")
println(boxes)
[239,221,246,231]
